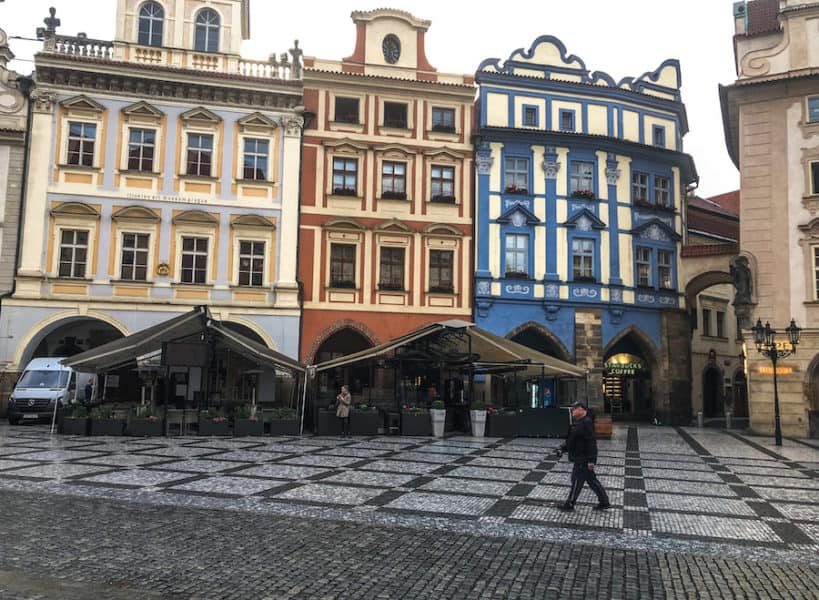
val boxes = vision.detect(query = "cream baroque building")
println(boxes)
[721,0,819,437]
[0,0,305,374]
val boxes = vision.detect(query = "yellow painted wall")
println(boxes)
[587,105,608,136]
[486,93,508,128]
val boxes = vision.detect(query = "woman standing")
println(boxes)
[336,385,352,436]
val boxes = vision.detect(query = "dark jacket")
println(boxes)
[560,415,598,464]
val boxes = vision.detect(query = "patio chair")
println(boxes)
[165,408,184,436]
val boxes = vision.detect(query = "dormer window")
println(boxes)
[194,8,220,53]
[138,2,164,47]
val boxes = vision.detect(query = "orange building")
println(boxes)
[299,9,474,398]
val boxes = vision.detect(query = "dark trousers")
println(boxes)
[339,416,350,436]
[566,461,609,506]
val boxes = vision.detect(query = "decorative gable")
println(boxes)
[497,204,540,227]
[324,218,365,231]
[112,206,160,222]
[565,208,606,231]
[237,112,277,134]
[422,223,463,237]
[631,218,680,242]
[374,218,413,233]
[50,202,100,219]
[122,101,163,120]
[172,210,219,226]
[231,214,276,229]
[60,95,105,114]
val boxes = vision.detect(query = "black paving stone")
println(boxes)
[523,470,547,483]
[623,491,648,508]
[623,510,652,531]
[507,483,535,497]
[767,522,815,545]
[730,485,762,499]
[364,489,406,506]
[624,477,645,491]
[747,501,787,519]
[484,498,520,518]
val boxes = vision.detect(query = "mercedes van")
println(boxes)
[7,358,95,425]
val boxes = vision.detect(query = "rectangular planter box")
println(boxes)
[233,418,264,437]
[127,418,163,437]
[518,407,570,438]
[198,418,231,436]
[268,419,299,436]
[61,417,89,436]
[400,412,431,436]
[487,413,519,437]
[90,418,126,436]
[350,411,380,435]
[316,409,342,436]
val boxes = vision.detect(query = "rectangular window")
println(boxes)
[658,250,673,289]
[523,105,538,127]
[238,241,265,287]
[430,165,455,203]
[631,172,649,202]
[180,237,208,284]
[572,238,595,281]
[655,176,671,208]
[570,161,594,194]
[636,247,651,287]
[701,308,711,337]
[378,247,405,291]
[814,247,819,300]
[429,249,453,293]
[58,229,89,278]
[330,244,356,288]
[812,162,819,195]
[505,234,528,278]
[186,133,213,177]
[808,96,819,123]
[383,102,407,128]
[560,110,575,132]
[653,125,666,147]
[120,233,149,281]
[381,161,406,199]
[242,138,269,181]
[334,97,359,124]
[67,122,96,167]
[431,107,455,132]
[332,157,358,195]
[504,157,529,193]
[127,128,155,172]
[716,311,725,338]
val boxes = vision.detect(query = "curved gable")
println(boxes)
[112,206,160,222]
[50,202,100,218]
[172,210,219,225]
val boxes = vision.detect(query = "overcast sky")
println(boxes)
[2,0,741,197]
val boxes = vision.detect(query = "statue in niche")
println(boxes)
[730,256,752,305]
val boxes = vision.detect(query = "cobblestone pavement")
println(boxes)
[1,424,818,598]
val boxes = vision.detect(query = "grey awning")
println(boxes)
[62,306,304,374]
[311,320,585,378]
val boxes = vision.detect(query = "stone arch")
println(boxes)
[603,325,659,369]
[13,311,129,370]
[304,319,379,365]
[684,270,733,310]
[219,317,276,349]
[804,353,819,412]
[505,321,572,362]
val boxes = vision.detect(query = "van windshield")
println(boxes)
[18,370,70,388]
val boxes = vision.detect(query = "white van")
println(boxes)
[7,358,96,425]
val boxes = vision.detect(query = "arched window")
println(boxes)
[194,9,220,52]
[137,2,164,47]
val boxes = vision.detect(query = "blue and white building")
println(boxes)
[473,36,698,422]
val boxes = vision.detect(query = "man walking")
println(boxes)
[554,401,610,511]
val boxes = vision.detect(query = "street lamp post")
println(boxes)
[750,318,801,446]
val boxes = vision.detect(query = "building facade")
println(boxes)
[0,0,305,380]
[298,10,474,392]
[474,36,698,423]
[721,0,819,437]
[681,191,746,421]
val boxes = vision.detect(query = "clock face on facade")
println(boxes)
[382,35,401,64]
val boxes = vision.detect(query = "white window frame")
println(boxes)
[636,246,652,287]
[137,1,164,47]
[57,228,90,279]
[194,8,220,53]
[570,161,594,194]
[505,233,529,278]
[65,122,98,168]
[377,246,406,291]
[237,239,266,287]
[428,248,454,292]
[808,95,819,124]
[657,249,673,289]
[572,238,595,281]
[241,137,270,182]
[119,231,151,282]
[127,127,157,172]
[185,132,214,177]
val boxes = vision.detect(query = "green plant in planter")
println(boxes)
[271,407,297,420]
[471,401,488,412]
[402,405,429,415]
[91,405,114,419]
[355,403,377,412]
[206,408,227,423]
[135,406,160,421]
[69,405,88,418]
[235,405,259,421]
[431,400,445,410]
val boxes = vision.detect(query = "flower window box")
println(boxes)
[571,189,596,200]
[332,187,357,197]
[330,280,356,289]
[430,194,456,204]
[431,124,456,133]
[428,286,454,294]
[504,185,529,195]
[381,191,407,201]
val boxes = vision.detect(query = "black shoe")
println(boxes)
[593,503,611,511]
[557,502,574,511]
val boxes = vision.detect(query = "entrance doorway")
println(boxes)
[732,370,748,418]
[702,366,722,418]
[315,328,374,403]
[603,332,654,419]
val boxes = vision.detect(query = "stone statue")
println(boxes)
[731,256,752,305]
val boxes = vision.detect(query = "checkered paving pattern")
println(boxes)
[1,424,819,562]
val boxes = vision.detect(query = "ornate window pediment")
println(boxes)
[60,95,105,114]
[324,218,366,231]
[497,204,540,227]
[237,112,277,133]
[422,223,463,237]
[231,214,276,229]
[565,208,606,230]
[180,106,221,124]
[631,218,680,241]
[375,144,416,159]
[50,202,100,219]
[172,209,218,225]
[374,218,413,233]
[122,101,164,121]
[423,147,464,161]
[323,138,369,153]
[112,206,160,222]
